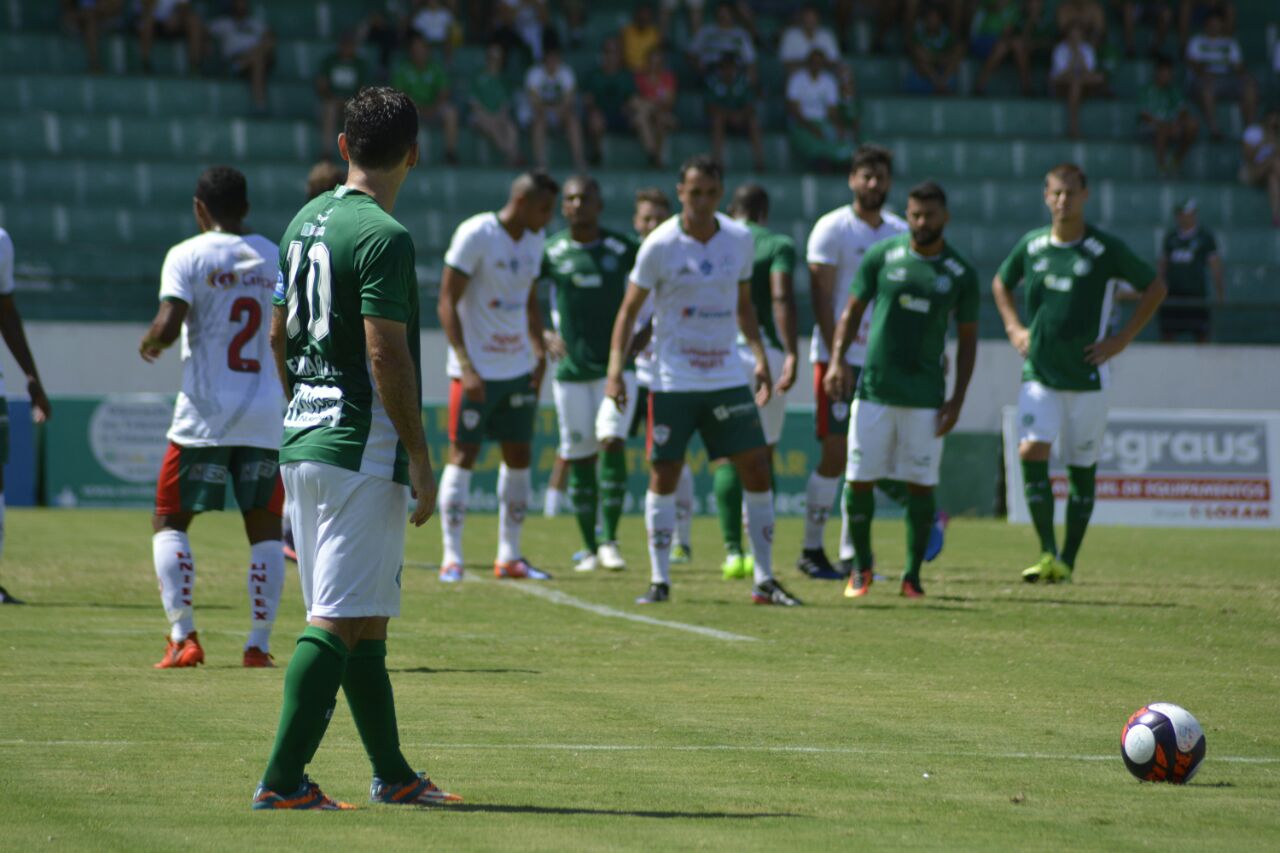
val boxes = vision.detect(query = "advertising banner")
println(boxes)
[1003,408,1279,527]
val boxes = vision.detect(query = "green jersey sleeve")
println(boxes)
[771,236,797,275]
[851,242,883,301]
[955,262,980,325]
[997,233,1029,288]
[1107,234,1157,291]
[358,227,417,323]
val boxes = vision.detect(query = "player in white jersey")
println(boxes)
[606,155,802,607]
[436,172,557,583]
[0,228,52,605]
[139,166,285,669]
[798,145,947,580]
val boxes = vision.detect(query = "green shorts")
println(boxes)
[448,373,538,445]
[648,386,765,463]
[155,442,284,516]
[629,384,650,438]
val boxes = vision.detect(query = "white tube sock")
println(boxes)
[803,472,841,551]
[153,530,195,642]
[498,464,531,564]
[438,464,470,567]
[246,540,285,652]
[674,465,694,547]
[838,482,855,561]
[645,490,675,585]
[744,490,775,585]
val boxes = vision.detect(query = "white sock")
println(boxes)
[645,490,676,585]
[246,540,285,652]
[280,497,293,541]
[744,490,775,585]
[498,464,531,563]
[674,466,694,547]
[543,486,564,518]
[153,530,195,642]
[439,464,470,567]
[803,472,841,551]
[838,482,855,561]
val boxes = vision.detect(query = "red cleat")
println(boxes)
[154,631,204,668]
[900,578,926,599]
[243,646,275,668]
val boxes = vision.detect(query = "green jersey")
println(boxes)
[998,225,1156,391]
[585,69,636,109]
[1138,83,1187,122]
[1161,226,1217,299]
[320,54,368,99]
[273,187,421,485]
[393,58,447,105]
[744,222,796,352]
[541,228,638,382]
[971,1,1021,38]
[852,234,980,409]
[470,71,510,112]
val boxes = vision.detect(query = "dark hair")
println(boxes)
[305,160,345,201]
[1154,53,1174,69]
[512,170,561,198]
[728,183,769,220]
[679,154,723,184]
[851,144,893,175]
[907,180,947,207]
[343,86,419,170]
[1046,161,1088,189]
[195,165,248,222]
[634,186,671,210]
[563,173,601,197]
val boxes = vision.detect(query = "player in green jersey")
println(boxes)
[712,183,799,580]
[825,181,979,599]
[541,176,640,572]
[256,87,460,811]
[1157,198,1223,342]
[992,163,1167,584]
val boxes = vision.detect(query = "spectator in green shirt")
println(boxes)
[583,37,640,166]
[906,4,963,95]
[705,53,764,172]
[393,34,459,164]
[971,0,1032,96]
[468,43,522,167]
[316,32,368,159]
[1138,55,1199,175]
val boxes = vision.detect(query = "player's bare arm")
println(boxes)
[737,279,772,407]
[771,266,798,393]
[823,294,869,400]
[438,264,484,402]
[936,322,978,437]
[366,315,435,526]
[628,319,653,360]
[526,284,548,392]
[0,294,51,422]
[268,304,291,400]
[809,262,837,352]
[991,274,1030,357]
[606,282,650,409]
[1085,275,1168,366]
[139,298,188,364]
[1209,254,1225,303]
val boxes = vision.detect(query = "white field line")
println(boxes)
[0,739,1275,764]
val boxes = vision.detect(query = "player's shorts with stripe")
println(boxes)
[282,461,407,619]
[813,361,858,440]
[1017,380,1108,467]
[629,384,650,438]
[648,386,766,463]
[448,373,538,445]
[846,399,943,487]
[737,343,787,445]
[552,372,639,460]
[154,442,284,515]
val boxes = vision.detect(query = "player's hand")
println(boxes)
[139,336,167,363]
[28,379,51,423]
[542,330,566,360]
[530,356,547,394]
[605,372,627,411]
[407,456,437,527]
[461,365,485,403]
[1084,334,1128,366]
[823,362,852,401]
[774,353,798,394]
[753,357,772,407]
[1007,326,1030,358]
[935,397,963,437]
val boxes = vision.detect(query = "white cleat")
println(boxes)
[574,553,600,573]
[597,541,626,571]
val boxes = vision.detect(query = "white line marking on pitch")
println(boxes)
[0,739,1275,764]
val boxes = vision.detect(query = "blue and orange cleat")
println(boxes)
[495,558,551,580]
[371,772,462,806]
[439,563,464,583]
[252,775,356,811]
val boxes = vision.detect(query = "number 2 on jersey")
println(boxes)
[227,297,262,373]
[285,240,332,342]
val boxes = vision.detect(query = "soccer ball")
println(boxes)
[1120,703,1206,784]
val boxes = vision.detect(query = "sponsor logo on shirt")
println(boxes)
[284,384,343,428]
[273,270,286,300]
[887,267,909,282]
[898,294,931,313]
[680,306,733,320]
[487,297,525,311]
[1044,275,1073,292]
[1170,248,1195,264]
[1073,258,1093,275]
[1033,258,1050,273]
[572,273,603,288]
[934,275,952,294]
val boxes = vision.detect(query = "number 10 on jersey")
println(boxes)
[284,240,333,341]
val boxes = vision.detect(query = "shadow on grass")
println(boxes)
[389,667,541,675]
[443,803,799,820]
[1002,597,1180,609]
[25,602,233,611]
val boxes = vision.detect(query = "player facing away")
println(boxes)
[0,228,52,605]
[992,163,1166,584]
[256,86,460,810]
[800,145,948,581]
[436,172,558,583]
[542,176,640,573]
[606,155,802,607]
[711,184,799,581]
[139,167,285,668]
[824,182,979,599]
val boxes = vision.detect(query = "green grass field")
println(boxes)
[1,509,1278,851]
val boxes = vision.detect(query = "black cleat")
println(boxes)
[636,582,670,604]
[751,579,803,606]
[0,585,24,605]
[796,548,843,580]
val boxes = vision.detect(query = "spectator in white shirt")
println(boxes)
[778,6,839,73]
[410,0,455,61]
[525,46,586,171]
[1185,10,1256,138]
[138,0,205,75]
[208,0,275,113]
[1050,23,1106,139]
[786,49,853,171]
[687,4,756,78]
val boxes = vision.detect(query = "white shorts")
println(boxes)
[846,399,943,486]
[282,461,409,620]
[552,373,640,460]
[1017,380,1108,467]
[737,343,787,445]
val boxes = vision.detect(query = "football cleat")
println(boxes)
[370,772,462,806]
[574,553,600,573]
[154,631,204,669]
[438,563,464,583]
[495,558,551,580]
[0,584,25,605]
[252,775,356,811]
[670,544,692,564]
[243,647,275,668]
[751,579,803,606]
[843,568,873,599]
[721,552,753,580]
[796,548,844,581]
[597,541,626,571]
[636,582,670,604]
[1021,553,1072,584]
[924,511,949,562]
[900,577,926,598]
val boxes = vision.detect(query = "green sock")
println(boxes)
[1060,465,1096,569]
[904,490,936,582]
[343,639,416,784]
[1021,459,1057,556]
[261,626,349,793]
[876,479,910,507]
[713,464,744,555]
[568,459,599,552]
[599,448,627,543]
[845,487,875,573]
